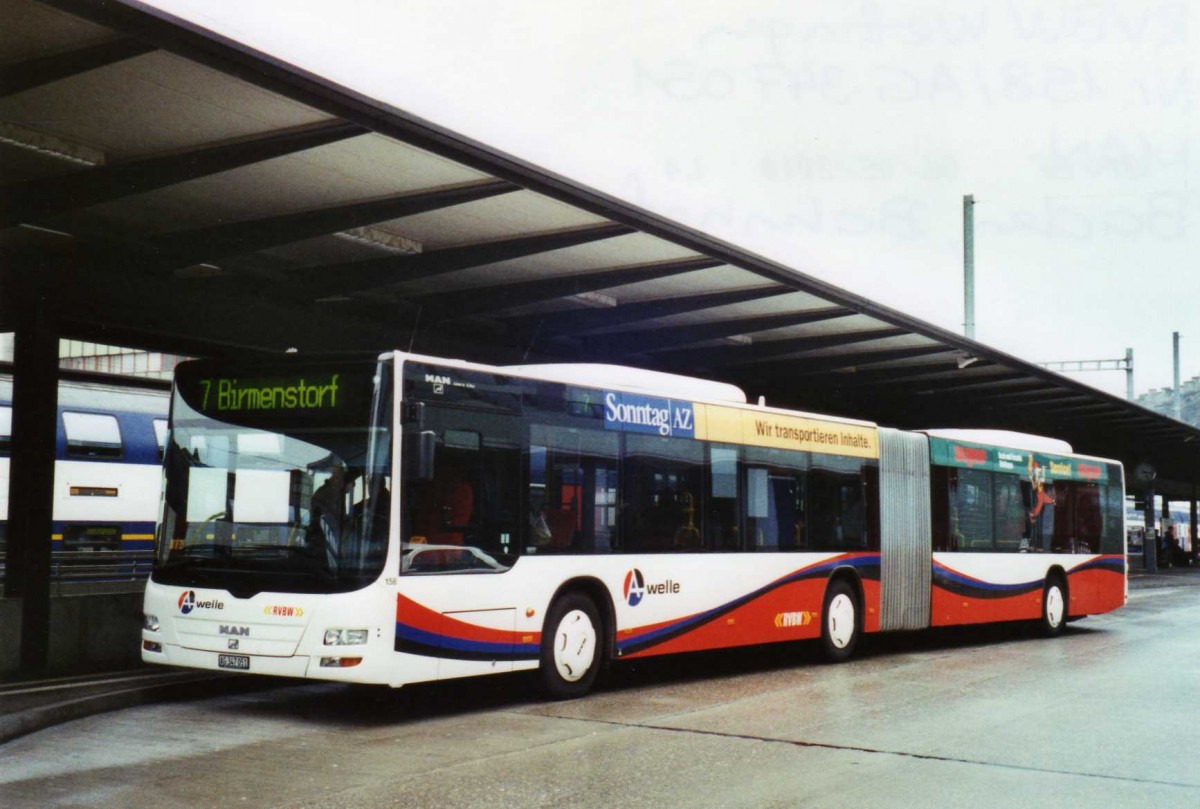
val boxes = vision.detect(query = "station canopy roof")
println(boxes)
[2,0,1197,490]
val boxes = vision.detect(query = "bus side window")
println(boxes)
[1100,483,1124,554]
[527,425,618,555]
[622,434,703,553]
[1074,483,1102,554]
[706,445,738,551]
[949,468,993,551]
[1050,482,1073,553]
[407,460,473,547]
[993,473,1025,552]
[808,456,868,552]
[930,466,952,551]
[744,468,804,551]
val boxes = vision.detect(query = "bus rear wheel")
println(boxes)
[538,592,601,699]
[820,579,860,663]
[1040,576,1067,637]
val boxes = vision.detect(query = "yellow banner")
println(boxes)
[696,404,878,459]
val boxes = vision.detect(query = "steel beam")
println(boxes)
[421,256,725,322]
[146,179,517,270]
[1,119,365,228]
[295,222,636,299]
[758,346,957,377]
[0,37,155,98]
[659,327,909,368]
[516,284,791,338]
[584,308,858,358]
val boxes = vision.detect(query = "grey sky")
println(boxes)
[151,0,1199,400]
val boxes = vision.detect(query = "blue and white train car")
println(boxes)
[0,375,168,558]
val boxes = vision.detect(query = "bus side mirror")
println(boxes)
[416,430,436,481]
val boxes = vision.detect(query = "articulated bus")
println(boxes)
[1,376,168,570]
[141,352,1126,697]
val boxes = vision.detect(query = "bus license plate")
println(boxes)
[218,654,250,671]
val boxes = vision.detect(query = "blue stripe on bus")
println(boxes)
[1067,556,1126,576]
[932,563,1043,599]
[394,624,540,662]
[933,556,1126,601]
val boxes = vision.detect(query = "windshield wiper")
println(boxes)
[174,543,232,560]
[236,543,325,558]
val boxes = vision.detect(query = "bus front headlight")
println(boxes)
[143,613,161,632]
[323,628,369,646]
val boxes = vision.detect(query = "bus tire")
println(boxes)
[538,591,602,699]
[1040,576,1067,637]
[820,579,860,663]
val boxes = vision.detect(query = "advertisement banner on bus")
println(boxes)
[696,404,879,459]
[929,437,1112,483]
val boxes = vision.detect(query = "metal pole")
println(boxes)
[1191,484,1198,562]
[6,281,60,670]
[1162,493,1172,567]
[1172,331,1182,419]
[963,194,975,340]
[1144,488,1157,573]
[1125,347,1134,401]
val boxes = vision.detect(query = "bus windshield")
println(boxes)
[152,358,392,595]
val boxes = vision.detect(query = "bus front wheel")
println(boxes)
[538,592,601,699]
[820,579,860,663]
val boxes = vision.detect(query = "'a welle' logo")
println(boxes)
[623,569,681,607]
[177,590,225,614]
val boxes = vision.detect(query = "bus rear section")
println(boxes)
[874,427,1126,634]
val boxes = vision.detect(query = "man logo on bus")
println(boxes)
[623,569,646,607]
[178,590,196,615]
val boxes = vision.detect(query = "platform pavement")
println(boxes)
[0,564,1196,746]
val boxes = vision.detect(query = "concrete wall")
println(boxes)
[0,592,144,676]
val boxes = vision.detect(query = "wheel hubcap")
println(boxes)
[827,594,856,649]
[554,609,596,682]
[1046,586,1064,628]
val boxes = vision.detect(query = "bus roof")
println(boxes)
[398,351,877,429]
[503,363,747,404]
[922,428,1073,455]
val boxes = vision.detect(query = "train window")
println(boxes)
[0,405,10,454]
[62,411,123,459]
